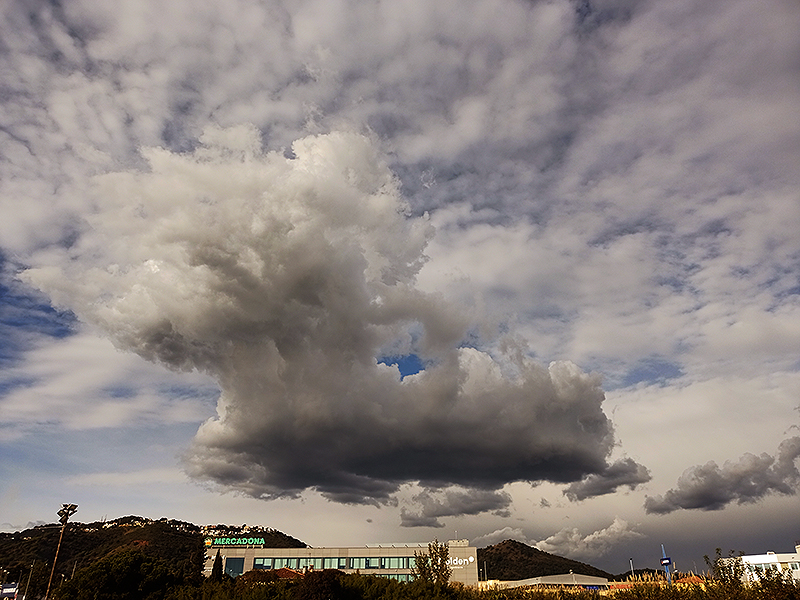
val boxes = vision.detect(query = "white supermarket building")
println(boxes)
[204,537,478,585]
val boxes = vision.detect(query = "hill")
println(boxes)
[0,516,305,597]
[476,539,613,581]
[1,519,618,592]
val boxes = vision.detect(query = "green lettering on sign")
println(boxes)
[207,536,266,546]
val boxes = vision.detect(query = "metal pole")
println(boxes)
[661,544,672,586]
[45,504,77,600]
[23,560,35,600]
[45,522,67,599]
[630,558,635,580]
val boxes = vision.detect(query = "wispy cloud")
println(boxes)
[400,488,512,528]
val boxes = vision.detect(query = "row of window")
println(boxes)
[253,556,417,571]
[746,563,800,573]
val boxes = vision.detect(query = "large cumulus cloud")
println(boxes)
[22,125,643,509]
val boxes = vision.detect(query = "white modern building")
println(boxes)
[203,537,478,585]
[739,543,800,583]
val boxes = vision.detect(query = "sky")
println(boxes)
[1,0,799,577]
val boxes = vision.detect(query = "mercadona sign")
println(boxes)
[206,536,267,547]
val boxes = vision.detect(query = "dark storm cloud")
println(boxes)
[644,436,800,514]
[22,128,631,510]
[400,488,513,528]
[563,457,651,501]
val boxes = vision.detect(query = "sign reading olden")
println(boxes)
[446,556,475,569]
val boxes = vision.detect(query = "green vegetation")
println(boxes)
[46,556,800,600]
[4,519,798,599]
[411,539,451,586]
[477,540,612,581]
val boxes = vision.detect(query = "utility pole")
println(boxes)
[45,503,77,600]
[24,560,35,600]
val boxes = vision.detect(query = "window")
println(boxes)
[350,558,366,569]
[273,558,299,569]
[386,557,407,569]
[224,557,245,578]
[297,558,323,570]
[790,563,800,571]
[254,558,272,570]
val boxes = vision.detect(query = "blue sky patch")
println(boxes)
[378,354,424,378]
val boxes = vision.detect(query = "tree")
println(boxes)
[54,548,178,600]
[293,569,343,600]
[411,539,451,587]
[210,550,224,583]
[704,548,745,594]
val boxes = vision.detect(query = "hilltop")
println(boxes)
[477,539,614,581]
[0,517,617,592]
[0,516,305,597]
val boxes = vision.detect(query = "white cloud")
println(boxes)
[472,527,531,548]
[20,128,641,507]
[536,518,644,560]
[0,332,217,436]
[66,467,189,487]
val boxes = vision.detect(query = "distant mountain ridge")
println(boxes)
[477,539,614,581]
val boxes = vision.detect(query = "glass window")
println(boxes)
[365,557,380,569]
[386,557,405,569]
[338,558,348,569]
[323,557,338,569]
[224,557,245,578]
[273,558,299,569]
[254,558,272,570]
[297,558,322,569]
[350,558,366,569]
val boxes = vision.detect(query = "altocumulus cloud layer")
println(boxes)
[22,126,646,512]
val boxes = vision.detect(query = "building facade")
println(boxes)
[738,544,800,583]
[204,537,478,585]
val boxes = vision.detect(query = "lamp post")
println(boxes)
[45,504,77,600]
[23,560,35,600]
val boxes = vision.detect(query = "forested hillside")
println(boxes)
[0,516,305,598]
[477,539,613,581]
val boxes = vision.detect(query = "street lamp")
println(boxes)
[45,504,77,600]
